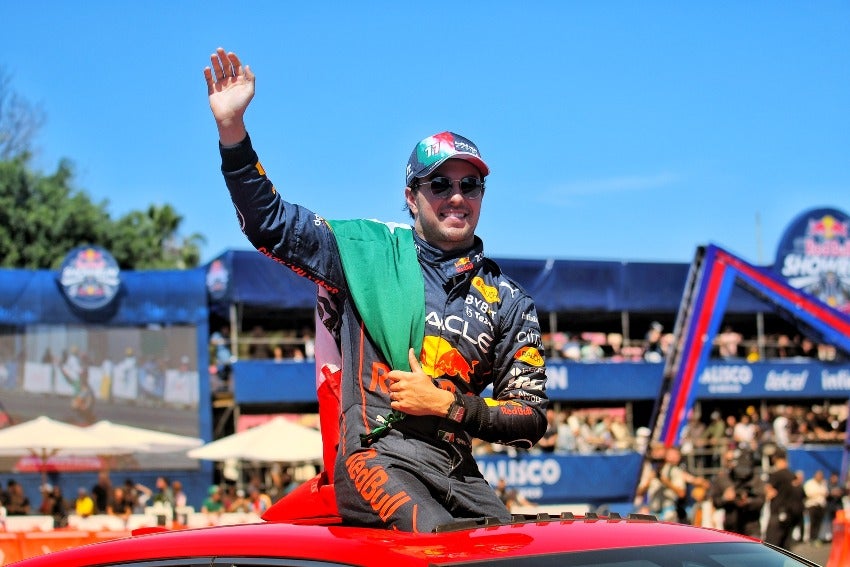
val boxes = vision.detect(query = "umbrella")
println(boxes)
[0,415,136,483]
[187,416,322,464]
[85,420,203,453]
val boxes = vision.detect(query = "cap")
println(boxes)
[41,483,53,492]
[208,485,219,495]
[650,321,663,332]
[405,131,489,186]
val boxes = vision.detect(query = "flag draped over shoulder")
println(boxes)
[326,219,425,370]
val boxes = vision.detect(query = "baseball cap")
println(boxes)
[405,131,489,186]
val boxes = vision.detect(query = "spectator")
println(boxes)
[75,487,95,518]
[246,485,272,515]
[153,476,175,510]
[535,408,559,453]
[37,483,55,516]
[798,337,818,359]
[4,480,31,515]
[129,480,153,513]
[716,325,742,359]
[824,472,845,543]
[635,445,689,522]
[201,485,224,519]
[48,485,69,528]
[709,447,764,537]
[680,413,706,471]
[643,322,665,362]
[495,477,532,512]
[226,488,250,513]
[604,332,625,361]
[732,412,758,451]
[764,449,804,550]
[91,471,111,514]
[702,411,727,469]
[172,480,189,525]
[107,486,133,526]
[247,325,273,359]
[772,405,794,449]
[209,325,233,390]
[745,343,760,362]
[803,469,828,544]
[772,334,799,358]
[609,413,635,451]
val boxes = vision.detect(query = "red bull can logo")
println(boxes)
[420,335,477,382]
[453,257,474,275]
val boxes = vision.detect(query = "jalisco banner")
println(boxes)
[475,446,842,505]
[505,361,850,401]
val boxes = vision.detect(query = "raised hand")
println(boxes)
[204,47,255,145]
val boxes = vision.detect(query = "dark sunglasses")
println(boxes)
[415,176,485,199]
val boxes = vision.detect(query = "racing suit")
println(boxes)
[220,134,548,532]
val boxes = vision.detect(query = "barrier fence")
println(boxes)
[0,512,262,564]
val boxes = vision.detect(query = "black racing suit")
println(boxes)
[220,135,548,532]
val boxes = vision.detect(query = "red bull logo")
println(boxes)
[808,215,848,240]
[453,257,474,274]
[420,335,477,382]
[58,246,121,311]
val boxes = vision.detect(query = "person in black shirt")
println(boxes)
[764,450,804,549]
[91,471,112,514]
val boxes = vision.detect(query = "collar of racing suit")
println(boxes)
[411,232,487,281]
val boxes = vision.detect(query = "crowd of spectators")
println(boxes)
[631,402,848,550]
[215,318,842,368]
[499,402,847,460]
[543,325,841,364]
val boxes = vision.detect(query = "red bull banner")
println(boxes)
[774,207,850,314]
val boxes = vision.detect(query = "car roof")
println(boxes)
[11,513,761,566]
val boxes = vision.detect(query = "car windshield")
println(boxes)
[443,542,816,567]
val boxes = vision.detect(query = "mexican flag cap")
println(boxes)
[405,131,489,186]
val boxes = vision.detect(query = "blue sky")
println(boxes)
[2,1,848,266]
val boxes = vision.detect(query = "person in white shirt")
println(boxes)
[803,469,829,544]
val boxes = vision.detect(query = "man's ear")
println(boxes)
[404,186,418,215]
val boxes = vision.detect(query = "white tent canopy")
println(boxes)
[187,416,322,464]
[85,420,203,453]
[0,415,144,483]
[0,416,133,457]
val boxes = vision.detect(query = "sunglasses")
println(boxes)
[415,176,485,199]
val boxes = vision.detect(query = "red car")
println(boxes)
[8,512,819,567]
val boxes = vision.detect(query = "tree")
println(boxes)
[111,204,206,269]
[0,67,45,160]
[0,70,205,270]
[0,157,205,269]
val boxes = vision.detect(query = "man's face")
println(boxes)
[405,158,484,252]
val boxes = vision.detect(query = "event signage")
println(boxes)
[206,257,230,301]
[696,361,850,399]
[57,245,121,311]
[774,207,850,314]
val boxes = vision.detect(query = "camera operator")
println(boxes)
[710,446,765,537]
